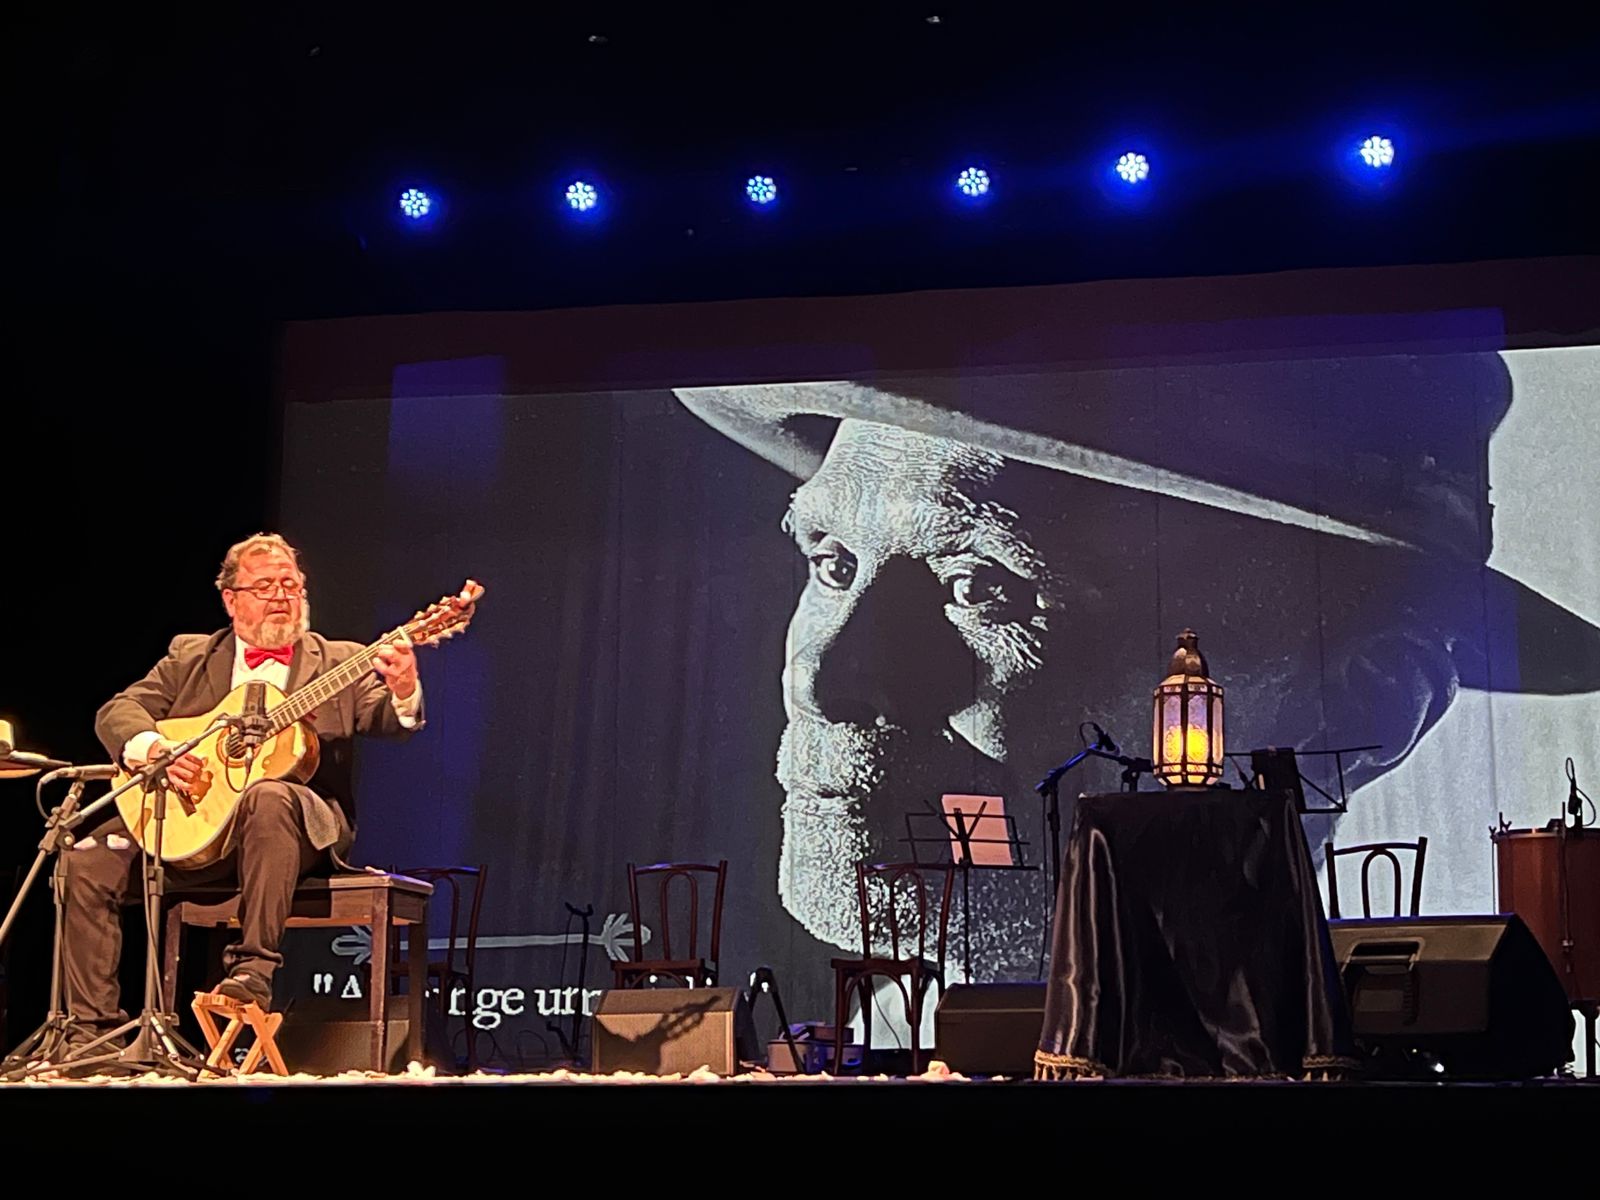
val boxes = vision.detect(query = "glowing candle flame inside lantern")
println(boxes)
[1162,724,1213,767]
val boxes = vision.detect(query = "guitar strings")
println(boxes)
[261,594,462,732]
[265,629,407,731]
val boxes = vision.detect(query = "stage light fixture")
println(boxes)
[957,166,990,197]
[1115,152,1150,184]
[746,175,778,204]
[1359,136,1395,168]
[566,180,599,212]
[398,188,432,220]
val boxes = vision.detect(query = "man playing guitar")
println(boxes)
[58,533,429,1052]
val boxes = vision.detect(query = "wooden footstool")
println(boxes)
[192,992,289,1076]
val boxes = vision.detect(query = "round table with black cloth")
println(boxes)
[1035,788,1356,1080]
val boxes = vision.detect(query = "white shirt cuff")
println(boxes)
[121,730,163,768]
[391,682,423,729]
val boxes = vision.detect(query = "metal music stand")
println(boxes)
[1233,744,1381,814]
[902,801,1034,983]
[545,900,594,1069]
[1,716,234,1080]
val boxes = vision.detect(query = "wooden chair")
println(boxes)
[163,872,433,1073]
[831,861,955,1075]
[611,861,727,989]
[386,863,489,1071]
[1324,837,1428,919]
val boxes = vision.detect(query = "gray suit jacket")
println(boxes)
[95,629,421,844]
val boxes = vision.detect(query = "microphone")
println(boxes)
[40,764,119,783]
[1569,758,1583,821]
[1090,723,1121,754]
[4,750,59,768]
[0,719,69,770]
[229,682,270,756]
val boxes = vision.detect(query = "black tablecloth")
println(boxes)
[1035,788,1355,1079]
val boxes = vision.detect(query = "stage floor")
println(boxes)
[3,1064,1594,1142]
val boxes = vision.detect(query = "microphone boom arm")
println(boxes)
[1035,746,1155,796]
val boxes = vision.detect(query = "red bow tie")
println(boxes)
[243,645,294,670]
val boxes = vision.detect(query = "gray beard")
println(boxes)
[239,602,310,650]
[778,791,875,951]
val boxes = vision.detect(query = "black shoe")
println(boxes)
[212,971,272,1009]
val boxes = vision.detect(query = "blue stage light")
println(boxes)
[957,166,990,197]
[1115,152,1150,184]
[1359,135,1395,168]
[566,180,599,212]
[746,175,778,204]
[398,188,432,220]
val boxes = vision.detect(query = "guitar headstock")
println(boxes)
[403,580,485,647]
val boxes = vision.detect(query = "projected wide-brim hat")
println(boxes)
[674,351,1600,695]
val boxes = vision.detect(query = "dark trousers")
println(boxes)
[61,780,325,1030]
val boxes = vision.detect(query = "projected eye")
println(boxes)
[809,541,858,591]
[949,564,1030,617]
[951,572,1000,608]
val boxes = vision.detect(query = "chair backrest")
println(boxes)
[625,861,728,973]
[392,865,489,977]
[855,861,955,973]
[1324,837,1428,919]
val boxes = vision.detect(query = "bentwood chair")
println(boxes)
[832,861,955,1075]
[1324,837,1429,919]
[388,863,489,1071]
[612,860,727,989]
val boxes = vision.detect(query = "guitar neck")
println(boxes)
[267,630,407,733]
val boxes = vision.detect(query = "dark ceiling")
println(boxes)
[19,6,1600,318]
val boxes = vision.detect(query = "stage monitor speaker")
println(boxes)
[273,1017,412,1075]
[935,982,1046,1077]
[591,986,754,1076]
[1330,914,1575,1079]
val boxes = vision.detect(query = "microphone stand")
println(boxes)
[1033,743,1154,978]
[0,777,88,1072]
[2,714,234,1080]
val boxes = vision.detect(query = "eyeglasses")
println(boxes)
[230,578,306,599]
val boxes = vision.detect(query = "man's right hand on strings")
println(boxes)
[144,738,207,794]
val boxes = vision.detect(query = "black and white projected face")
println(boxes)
[777,422,1056,947]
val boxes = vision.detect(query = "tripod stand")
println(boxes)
[2,715,233,1080]
[1033,742,1153,978]
[1035,744,1152,902]
[1,778,89,1070]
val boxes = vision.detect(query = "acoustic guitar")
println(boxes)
[113,581,484,867]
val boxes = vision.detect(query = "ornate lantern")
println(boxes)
[1152,628,1225,787]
